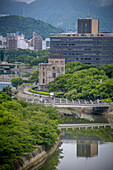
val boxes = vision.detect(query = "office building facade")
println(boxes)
[50,32,113,66]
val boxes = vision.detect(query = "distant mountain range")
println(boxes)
[0,0,113,32]
[0,15,63,39]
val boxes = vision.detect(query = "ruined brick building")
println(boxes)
[38,52,65,91]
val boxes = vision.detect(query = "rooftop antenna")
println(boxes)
[86,8,90,18]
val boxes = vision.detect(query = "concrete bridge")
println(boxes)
[16,86,113,108]
[58,123,111,130]
[22,96,112,108]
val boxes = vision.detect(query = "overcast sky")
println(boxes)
[15,0,35,4]
[15,0,113,6]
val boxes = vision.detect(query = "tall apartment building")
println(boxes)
[38,52,65,91]
[7,33,17,50]
[78,18,99,34]
[32,32,42,52]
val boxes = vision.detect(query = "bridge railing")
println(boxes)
[16,91,113,106]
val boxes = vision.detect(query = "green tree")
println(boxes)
[0,99,61,169]
[2,85,12,97]
[37,49,50,56]
[0,49,5,62]
[24,56,35,65]
[89,79,113,98]
[11,78,23,89]
[65,61,96,74]
[47,74,71,92]
[29,69,39,84]
[0,91,12,104]
[99,64,113,78]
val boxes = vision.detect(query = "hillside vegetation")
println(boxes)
[0,15,63,39]
[0,0,113,32]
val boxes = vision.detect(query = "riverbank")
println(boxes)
[13,140,60,170]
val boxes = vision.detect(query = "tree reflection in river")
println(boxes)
[39,148,64,170]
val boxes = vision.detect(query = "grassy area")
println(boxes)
[29,87,50,95]
[29,87,64,97]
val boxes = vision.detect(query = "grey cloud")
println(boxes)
[15,0,35,4]
[93,0,113,6]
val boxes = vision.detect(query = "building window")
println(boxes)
[53,66,55,70]
[53,73,56,78]
[55,61,59,64]
[61,67,64,71]
[43,72,45,76]
[60,60,64,64]
[43,79,45,83]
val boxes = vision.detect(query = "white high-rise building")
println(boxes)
[17,34,28,49]
[0,35,7,49]
[42,38,50,50]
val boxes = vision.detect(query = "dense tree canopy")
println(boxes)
[48,62,113,100]
[0,49,50,65]
[99,64,113,78]
[2,85,12,97]
[11,78,23,89]
[0,92,61,169]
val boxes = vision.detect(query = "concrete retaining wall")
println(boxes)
[13,140,60,170]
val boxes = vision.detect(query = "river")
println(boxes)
[38,128,113,170]
[0,81,13,91]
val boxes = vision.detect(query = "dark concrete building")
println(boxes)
[7,33,17,50]
[50,32,113,66]
[78,18,99,34]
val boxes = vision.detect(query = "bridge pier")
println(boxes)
[66,98,68,104]
[72,100,74,104]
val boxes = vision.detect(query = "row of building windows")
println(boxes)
[51,47,113,51]
[51,37,113,40]
[51,50,113,55]
[49,60,65,64]
[66,57,113,61]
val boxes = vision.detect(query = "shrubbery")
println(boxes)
[29,87,50,95]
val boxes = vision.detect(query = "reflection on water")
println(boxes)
[38,127,113,170]
[38,148,63,170]
[77,140,98,158]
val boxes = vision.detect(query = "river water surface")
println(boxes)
[0,81,14,91]
[39,130,113,170]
